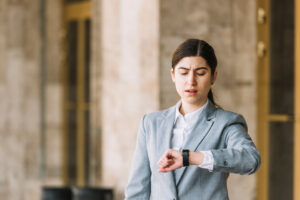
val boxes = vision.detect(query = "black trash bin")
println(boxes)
[42,187,73,200]
[73,187,113,200]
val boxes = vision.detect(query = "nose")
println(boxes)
[187,71,197,85]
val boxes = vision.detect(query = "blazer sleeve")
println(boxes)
[125,115,151,200]
[211,114,261,175]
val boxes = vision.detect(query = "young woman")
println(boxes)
[125,39,261,200]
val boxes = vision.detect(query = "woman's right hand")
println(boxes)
[157,149,182,172]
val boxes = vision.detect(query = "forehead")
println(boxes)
[175,56,209,69]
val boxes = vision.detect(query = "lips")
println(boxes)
[185,89,197,96]
[185,89,197,93]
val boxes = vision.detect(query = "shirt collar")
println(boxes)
[174,99,209,124]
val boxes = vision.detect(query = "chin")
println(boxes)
[185,99,205,105]
[184,99,203,105]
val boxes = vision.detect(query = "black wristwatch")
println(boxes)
[182,149,190,166]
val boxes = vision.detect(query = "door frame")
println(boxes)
[256,0,270,199]
[294,0,300,199]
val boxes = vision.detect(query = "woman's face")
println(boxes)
[170,56,217,107]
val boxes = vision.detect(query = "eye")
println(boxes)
[197,73,205,76]
[178,69,188,75]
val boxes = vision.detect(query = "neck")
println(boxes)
[179,98,208,116]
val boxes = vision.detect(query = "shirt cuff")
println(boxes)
[198,150,214,172]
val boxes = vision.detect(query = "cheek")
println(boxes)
[203,79,211,87]
[174,79,185,92]
[175,82,183,91]
[198,77,212,89]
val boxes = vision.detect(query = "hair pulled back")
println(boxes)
[171,39,218,106]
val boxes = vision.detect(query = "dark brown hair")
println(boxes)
[171,39,218,106]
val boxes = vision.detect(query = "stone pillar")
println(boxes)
[95,0,159,199]
[0,2,27,199]
[0,0,42,199]
[89,0,102,186]
[23,0,43,198]
[44,0,64,185]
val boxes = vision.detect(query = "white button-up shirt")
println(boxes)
[172,100,214,171]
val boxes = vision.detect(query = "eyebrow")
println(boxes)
[177,66,209,71]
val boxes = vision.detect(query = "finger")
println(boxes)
[158,153,173,164]
[160,156,175,165]
[158,165,173,172]
[158,165,175,173]
[158,159,169,168]
[163,149,174,159]
[158,168,168,172]
[159,161,181,172]
[158,162,175,172]
[157,149,177,168]
[166,159,174,165]
[158,157,167,165]
[166,149,175,159]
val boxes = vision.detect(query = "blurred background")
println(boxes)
[0,0,299,199]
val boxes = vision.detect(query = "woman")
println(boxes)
[125,39,261,200]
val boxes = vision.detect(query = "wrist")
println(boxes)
[189,151,204,165]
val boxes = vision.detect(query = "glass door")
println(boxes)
[63,0,91,187]
[268,0,294,199]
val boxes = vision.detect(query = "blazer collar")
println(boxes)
[175,100,216,184]
[174,100,209,125]
[158,100,217,191]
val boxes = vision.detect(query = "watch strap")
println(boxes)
[182,149,190,166]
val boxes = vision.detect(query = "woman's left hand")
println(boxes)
[157,149,182,172]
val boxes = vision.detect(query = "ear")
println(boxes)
[170,68,175,82]
[211,70,218,85]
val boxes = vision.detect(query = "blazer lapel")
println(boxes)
[175,101,216,185]
[157,106,178,197]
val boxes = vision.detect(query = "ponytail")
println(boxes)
[208,89,215,104]
[208,89,220,108]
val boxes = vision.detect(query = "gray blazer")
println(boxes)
[125,100,261,200]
